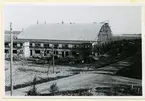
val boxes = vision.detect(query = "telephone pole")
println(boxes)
[10,22,13,96]
[52,45,55,73]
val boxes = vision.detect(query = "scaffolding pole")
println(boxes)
[10,22,13,96]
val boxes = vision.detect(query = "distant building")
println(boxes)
[4,22,112,58]
[111,34,141,41]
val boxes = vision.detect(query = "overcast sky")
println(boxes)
[4,4,141,34]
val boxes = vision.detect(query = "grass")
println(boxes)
[34,88,92,96]
[26,84,142,96]
[18,68,47,73]
[95,84,142,96]
[116,52,142,79]
[5,75,73,91]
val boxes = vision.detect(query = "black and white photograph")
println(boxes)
[4,4,142,96]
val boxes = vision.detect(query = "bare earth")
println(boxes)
[5,59,141,96]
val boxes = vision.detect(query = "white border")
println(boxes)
[3,2,145,6]
[2,2,144,99]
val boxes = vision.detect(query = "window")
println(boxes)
[74,45,77,48]
[58,44,62,48]
[72,52,76,56]
[44,44,49,48]
[68,44,73,48]
[30,50,32,56]
[32,43,35,47]
[5,43,8,46]
[76,45,79,48]
[13,50,17,54]
[62,44,68,48]
[47,50,49,53]
[53,51,58,55]
[49,44,53,47]
[66,51,69,56]
[5,43,9,47]
[13,43,17,45]
[35,50,40,54]
[35,43,41,47]
[17,44,20,47]
[20,50,23,54]
[44,52,47,56]
[30,43,32,47]
[58,51,62,54]
[13,43,17,48]
[105,29,109,33]
[54,44,58,48]
[79,45,83,48]
[20,43,23,46]
[5,49,9,53]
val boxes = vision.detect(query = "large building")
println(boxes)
[5,22,112,58]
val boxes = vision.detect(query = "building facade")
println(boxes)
[5,22,112,58]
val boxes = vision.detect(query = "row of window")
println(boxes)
[31,50,68,54]
[30,50,70,57]
[5,42,92,49]
[5,49,23,54]
[5,43,23,48]
[30,43,91,48]
[5,49,79,57]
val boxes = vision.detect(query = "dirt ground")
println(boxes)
[5,60,78,87]
[5,58,142,96]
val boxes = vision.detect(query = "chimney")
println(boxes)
[45,21,46,24]
[37,20,39,24]
[62,21,64,24]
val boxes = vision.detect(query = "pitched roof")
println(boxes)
[4,30,21,42]
[18,23,104,41]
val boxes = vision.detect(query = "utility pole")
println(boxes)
[52,45,55,73]
[10,22,13,96]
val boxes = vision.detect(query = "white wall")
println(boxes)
[23,41,30,58]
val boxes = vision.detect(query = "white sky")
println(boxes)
[4,4,141,34]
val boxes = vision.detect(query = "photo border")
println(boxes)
[1,1,145,100]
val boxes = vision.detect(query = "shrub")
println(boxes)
[49,83,59,95]
[26,76,39,96]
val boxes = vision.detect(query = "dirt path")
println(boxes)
[5,59,142,96]
[6,73,141,96]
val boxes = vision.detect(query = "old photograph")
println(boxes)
[4,4,142,96]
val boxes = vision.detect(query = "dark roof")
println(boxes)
[5,30,21,34]
[18,23,104,41]
[4,30,22,42]
[16,39,95,44]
